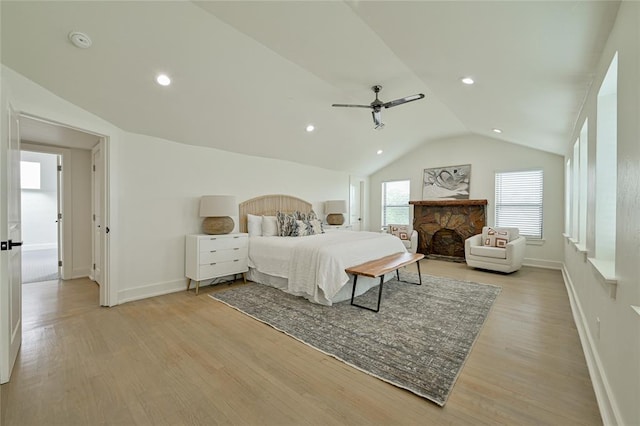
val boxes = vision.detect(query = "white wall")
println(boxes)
[115,132,350,302]
[563,3,640,425]
[70,149,92,278]
[369,133,565,267]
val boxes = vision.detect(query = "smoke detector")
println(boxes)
[68,31,92,49]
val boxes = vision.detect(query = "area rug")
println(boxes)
[209,272,500,406]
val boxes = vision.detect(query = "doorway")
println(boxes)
[20,151,60,284]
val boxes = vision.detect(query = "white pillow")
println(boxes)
[247,214,262,237]
[262,215,278,237]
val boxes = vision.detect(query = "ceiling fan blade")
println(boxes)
[383,93,425,109]
[332,103,372,109]
[372,110,384,128]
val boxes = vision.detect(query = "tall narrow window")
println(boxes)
[579,120,588,245]
[495,170,544,238]
[381,180,410,226]
[572,140,580,239]
[565,158,571,235]
[595,53,617,262]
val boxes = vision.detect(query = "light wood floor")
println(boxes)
[1,260,602,425]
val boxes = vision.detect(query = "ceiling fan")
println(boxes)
[332,85,425,130]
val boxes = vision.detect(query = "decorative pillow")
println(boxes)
[483,227,510,248]
[293,220,314,237]
[388,224,411,241]
[261,215,278,237]
[247,214,262,237]
[276,211,298,236]
[309,218,324,234]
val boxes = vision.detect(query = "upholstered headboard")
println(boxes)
[238,194,312,233]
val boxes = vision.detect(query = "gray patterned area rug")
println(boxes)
[210,272,500,406]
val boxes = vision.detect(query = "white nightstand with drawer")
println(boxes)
[185,233,249,294]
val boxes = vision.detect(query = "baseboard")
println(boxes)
[561,264,621,426]
[71,267,91,279]
[118,278,187,304]
[117,275,240,305]
[522,257,562,270]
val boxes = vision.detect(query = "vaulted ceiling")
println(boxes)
[1,1,620,175]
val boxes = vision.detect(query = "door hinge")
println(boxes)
[58,213,62,220]
[57,165,62,172]
[93,165,96,172]
[58,260,62,267]
[93,263,96,270]
[93,214,96,221]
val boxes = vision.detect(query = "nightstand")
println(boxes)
[185,233,249,294]
[324,224,353,231]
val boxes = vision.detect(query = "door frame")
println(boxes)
[21,143,71,280]
[18,113,112,307]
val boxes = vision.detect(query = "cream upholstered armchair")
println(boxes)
[387,224,418,254]
[464,226,526,273]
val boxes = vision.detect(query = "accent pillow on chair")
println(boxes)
[387,224,418,254]
[465,226,525,273]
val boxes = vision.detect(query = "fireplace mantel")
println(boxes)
[409,199,488,207]
[410,199,487,261]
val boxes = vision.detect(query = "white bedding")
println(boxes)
[248,231,407,305]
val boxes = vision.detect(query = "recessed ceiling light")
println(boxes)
[492,128,503,134]
[156,74,171,86]
[68,31,92,49]
[377,149,383,155]
[306,124,315,132]
[461,77,474,85]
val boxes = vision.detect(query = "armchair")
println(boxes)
[387,224,418,254]
[464,226,525,273]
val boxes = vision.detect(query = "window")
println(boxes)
[20,161,41,189]
[382,180,410,226]
[578,120,588,244]
[495,169,544,238]
[595,52,617,262]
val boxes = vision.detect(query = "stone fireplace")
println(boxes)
[409,199,487,262]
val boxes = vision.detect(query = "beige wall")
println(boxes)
[563,2,640,425]
[369,133,565,267]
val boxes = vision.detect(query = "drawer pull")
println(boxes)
[233,259,239,262]
[233,248,239,250]
[209,237,217,241]
[210,263,217,266]
[210,250,216,253]
[233,236,240,239]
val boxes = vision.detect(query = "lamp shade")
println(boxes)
[325,200,347,214]
[199,195,237,217]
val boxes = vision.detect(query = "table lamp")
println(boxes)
[199,195,237,235]
[325,200,347,225]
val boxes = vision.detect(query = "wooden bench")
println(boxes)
[345,252,425,312]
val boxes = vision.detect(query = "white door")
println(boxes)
[91,144,103,287]
[1,105,22,383]
[349,177,365,231]
[56,154,63,278]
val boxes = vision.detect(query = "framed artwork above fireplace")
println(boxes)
[422,164,471,200]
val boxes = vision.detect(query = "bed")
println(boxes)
[239,194,408,305]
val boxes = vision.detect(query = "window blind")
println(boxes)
[382,180,410,226]
[495,170,543,238]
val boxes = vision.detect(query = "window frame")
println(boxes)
[381,179,411,227]
[494,169,544,239]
